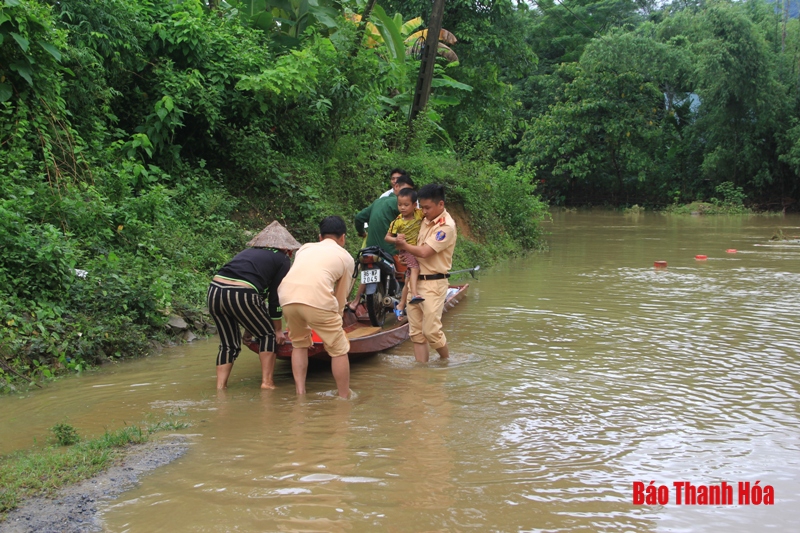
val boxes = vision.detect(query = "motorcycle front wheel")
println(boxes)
[366,282,387,327]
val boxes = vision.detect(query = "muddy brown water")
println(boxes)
[2,210,800,532]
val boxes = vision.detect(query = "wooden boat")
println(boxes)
[245,284,469,361]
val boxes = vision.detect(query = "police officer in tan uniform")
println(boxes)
[395,184,457,362]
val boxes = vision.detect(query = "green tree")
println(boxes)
[675,3,783,185]
[380,0,538,153]
[520,29,687,204]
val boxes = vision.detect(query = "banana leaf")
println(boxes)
[371,5,405,63]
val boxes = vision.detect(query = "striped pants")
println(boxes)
[206,281,276,366]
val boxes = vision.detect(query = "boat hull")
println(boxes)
[244,284,469,362]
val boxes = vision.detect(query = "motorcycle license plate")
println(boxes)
[361,268,380,284]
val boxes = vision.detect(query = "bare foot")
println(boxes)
[260,382,276,390]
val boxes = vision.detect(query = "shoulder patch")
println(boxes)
[435,231,447,242]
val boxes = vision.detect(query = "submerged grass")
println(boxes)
[663,201,754,215]
[0,419,190,519]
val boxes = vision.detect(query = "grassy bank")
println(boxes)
[660,182,779,215]
[662,201,753,215]
[0,419,189,519]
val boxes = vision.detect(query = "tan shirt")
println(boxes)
[417,208,457,275]
[278,239,354,314]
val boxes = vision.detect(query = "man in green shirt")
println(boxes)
[348,172,414,311]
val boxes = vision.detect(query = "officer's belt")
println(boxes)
[418,273,450,281]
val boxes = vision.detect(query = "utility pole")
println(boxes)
[408,0,446,125]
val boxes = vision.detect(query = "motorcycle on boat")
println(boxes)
[353,245,403,327]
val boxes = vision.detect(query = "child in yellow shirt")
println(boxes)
[385,188,424,316]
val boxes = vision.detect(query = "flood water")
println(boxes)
[2,210,800,531]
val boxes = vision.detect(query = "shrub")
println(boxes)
[50,423,80,446]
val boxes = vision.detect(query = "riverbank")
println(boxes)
[0,435,189,533]
[0,418,192,530]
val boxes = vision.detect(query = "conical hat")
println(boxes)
[247,221,302,250]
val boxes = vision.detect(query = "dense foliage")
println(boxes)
[385,0,800,208]
[513,0,800,208]
[0,0,547,383]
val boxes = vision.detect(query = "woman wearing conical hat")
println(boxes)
[207,221,301,390]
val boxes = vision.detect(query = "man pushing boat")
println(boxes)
[278,216,355,398]
[394,184,457,363]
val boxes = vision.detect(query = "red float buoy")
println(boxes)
[726,249,737,253]
[654,261,667,268]
[695,255,707,260]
